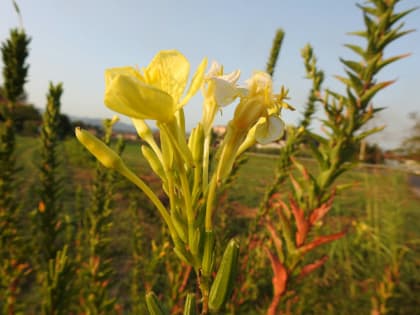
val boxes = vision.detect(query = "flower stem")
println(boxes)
[205,175,218,231]
[118,164,176,237]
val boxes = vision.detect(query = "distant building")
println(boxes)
[213,125,227,137]
[117,132,138,141]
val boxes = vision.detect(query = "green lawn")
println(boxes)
[12,135,420,314]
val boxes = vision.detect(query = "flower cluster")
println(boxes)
[76,48,291,313]
[77,49,290,232]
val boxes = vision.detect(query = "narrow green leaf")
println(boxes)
[344,44,365,58]
[361,80,395,106]
[340,58,364,76]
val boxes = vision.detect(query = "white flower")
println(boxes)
[255,115,285,144]
[205,61,241,107]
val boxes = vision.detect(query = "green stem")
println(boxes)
[118,164,176,237]
[161,121,194,167]
[205,175,218,231]
[202,134,211,192]
[179,168,194,243]
[192,157,202,205]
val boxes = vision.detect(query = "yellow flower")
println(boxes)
[105,50,207,122]
[201,61,243,135]
[232,71,280,129]
[216,71,286,181]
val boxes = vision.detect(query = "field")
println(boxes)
[12,135,420,314]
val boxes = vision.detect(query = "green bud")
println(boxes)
[141,145,165,180]
[146,292,168,315]
[188,123,204,163]
[209,239,240,312]
[183,293,197,315]
[201,231,215,277]
[160,126,174,170]
[75,127,123,170]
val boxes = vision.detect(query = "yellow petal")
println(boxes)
[206,61,223,78]
[232,97,266,130]
[179,57,208,108]
[145,50,190,102]
[237,124,257,156]
[255,115,284,144]
[105,74,175,122]
[247,71,273,95]
[105,67,144,86]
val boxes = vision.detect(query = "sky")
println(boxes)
[1,0,419,149]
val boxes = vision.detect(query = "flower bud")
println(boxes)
[75,127,123,170]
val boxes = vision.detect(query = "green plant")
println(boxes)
[77,117,125,314]
[256,1,415,313]
[0,27,30,315]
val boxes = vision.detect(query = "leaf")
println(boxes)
[378,27,415,50]
[266,221,284,262]
[289,173,303,202]
[345,70,364,93]
[390,7,419,28]
[299,230,347,254]
[363,13,376,36]
[340,58,364,76]
[298,255,329,279]
[344,44,365,58]
[376,53,411,74]
[290,198,309,247]
[12,0,21,14]
[356,3,378,16]
[265,248,288,297]
[355,125,385,141]
[334,75,352,88]
[347,30,367,38]
[361,80,395,106]
[309,191,335,225]
[290,156,310,181]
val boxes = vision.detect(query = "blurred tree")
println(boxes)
[12,104,41,133]
[58,113,73,138]
[401,112,420,159]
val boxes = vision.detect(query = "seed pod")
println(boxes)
[208,239,240,312]
[183,293,197,315]
[190,227,203,260]
[146,292,168,315]
[201,231,215,277]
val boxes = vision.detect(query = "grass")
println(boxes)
[11,135,420,313]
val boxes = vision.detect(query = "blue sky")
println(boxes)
[1,0,419,148]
